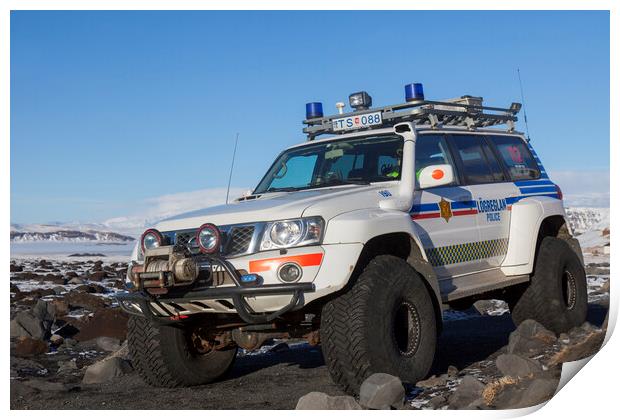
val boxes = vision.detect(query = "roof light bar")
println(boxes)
[349,91,372,111]
[405,83,424,102]
[305,102,323,119]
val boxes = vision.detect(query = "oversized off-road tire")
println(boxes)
[321,255,437,395]
[127,315,237,387]
[511,236,587,334]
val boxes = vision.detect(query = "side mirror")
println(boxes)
[417,164,455,189]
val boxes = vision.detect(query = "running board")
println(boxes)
[439,270,529,302]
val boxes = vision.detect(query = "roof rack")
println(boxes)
[303,96,522,140]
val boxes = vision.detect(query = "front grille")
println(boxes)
[174,231,195,249]
[226,226,255,255]
[164,224,256,256]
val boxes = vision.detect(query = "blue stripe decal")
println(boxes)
[451,200,477,210]
[507,193,560,205]
[411,203,439,212]
[514,180,555,187]
[518,186,558,194]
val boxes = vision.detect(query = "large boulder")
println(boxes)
[296,392,362,410]
[82,357,133,384]
[495,353,543,379]
[507,320,556,356]
[10,312,47,340]
[490,377,558,409]
[359,373,405,409]
[448,375,486,409]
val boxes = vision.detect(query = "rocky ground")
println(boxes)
[9,256,610,410]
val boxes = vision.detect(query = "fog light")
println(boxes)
[277,262,303,283]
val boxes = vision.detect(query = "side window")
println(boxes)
[481,140,506,182]
[490,135,541,180]
[415,134,455,188]
[378,155,399,177]
[450,135,504,185]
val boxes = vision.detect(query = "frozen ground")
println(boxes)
[9,238,610,410]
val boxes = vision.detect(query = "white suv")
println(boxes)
[118,84,587,394]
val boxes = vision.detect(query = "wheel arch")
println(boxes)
[502,197,582,276]
[348,232,443,333]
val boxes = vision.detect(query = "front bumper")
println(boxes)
[116,253,316,324]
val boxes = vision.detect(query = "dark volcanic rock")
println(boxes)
[448,375,485,409]
[490,377,558,409]
[10,312,47,340]
[64,290,106,311]
[549,329,605,365]
[88,271,108,282]
[10,264,23,272]
[296,392,362,410]
[495,354,543,378]
[75,283,108,294]
[44,273,66,284]
[74,307,128,341]
[507,320,556,356]
[14,337,49,356]
[359,373,405,409]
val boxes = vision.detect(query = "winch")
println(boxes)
[129,245,199,291]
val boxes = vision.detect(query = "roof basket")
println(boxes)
[303,95,522,140]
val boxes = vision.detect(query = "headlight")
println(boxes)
[141,229,163,252]
[196,223,221,254]
[260,217,324,250]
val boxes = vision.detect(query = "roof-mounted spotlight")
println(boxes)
[349,91,372,111]
[305,102,324,119]
[405,83,424,102]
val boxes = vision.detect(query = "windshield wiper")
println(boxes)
[265,186,300,193]
[310,179,370,189]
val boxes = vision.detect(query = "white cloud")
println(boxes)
[103,187,249,234]
[547,169,609,208]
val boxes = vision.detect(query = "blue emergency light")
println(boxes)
[405,83,424,102]
[305,102,324,119]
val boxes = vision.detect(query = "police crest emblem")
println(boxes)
[439,198,453,222]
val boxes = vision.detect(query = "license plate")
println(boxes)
[332,111,382,132]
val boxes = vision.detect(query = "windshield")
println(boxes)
[254,135,404,194]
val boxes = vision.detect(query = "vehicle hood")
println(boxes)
[154,184,396,232]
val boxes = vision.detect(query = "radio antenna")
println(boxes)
[517,68,531,140]
[225,133,239,204]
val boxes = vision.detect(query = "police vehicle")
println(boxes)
[118,83,587,394]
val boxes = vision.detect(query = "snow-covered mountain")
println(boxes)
[10,223,134,243]
[565,207,610,235]
[565,207,610,251]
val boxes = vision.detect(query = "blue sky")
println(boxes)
[11,10,609,224]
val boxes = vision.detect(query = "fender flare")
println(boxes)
[501,196,568,276]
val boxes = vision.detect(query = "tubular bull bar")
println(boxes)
[115,254,315,324]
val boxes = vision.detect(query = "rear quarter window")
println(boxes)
[490,135,541,180]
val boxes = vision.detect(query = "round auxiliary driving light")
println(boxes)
[196,223,221,254]
[277,262,303,283]
[141,228,163,252]
[405,83,424,102]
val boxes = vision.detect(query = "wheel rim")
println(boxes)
[188,327,221,356]
[393,301,422,357]
[561,270,577,310]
